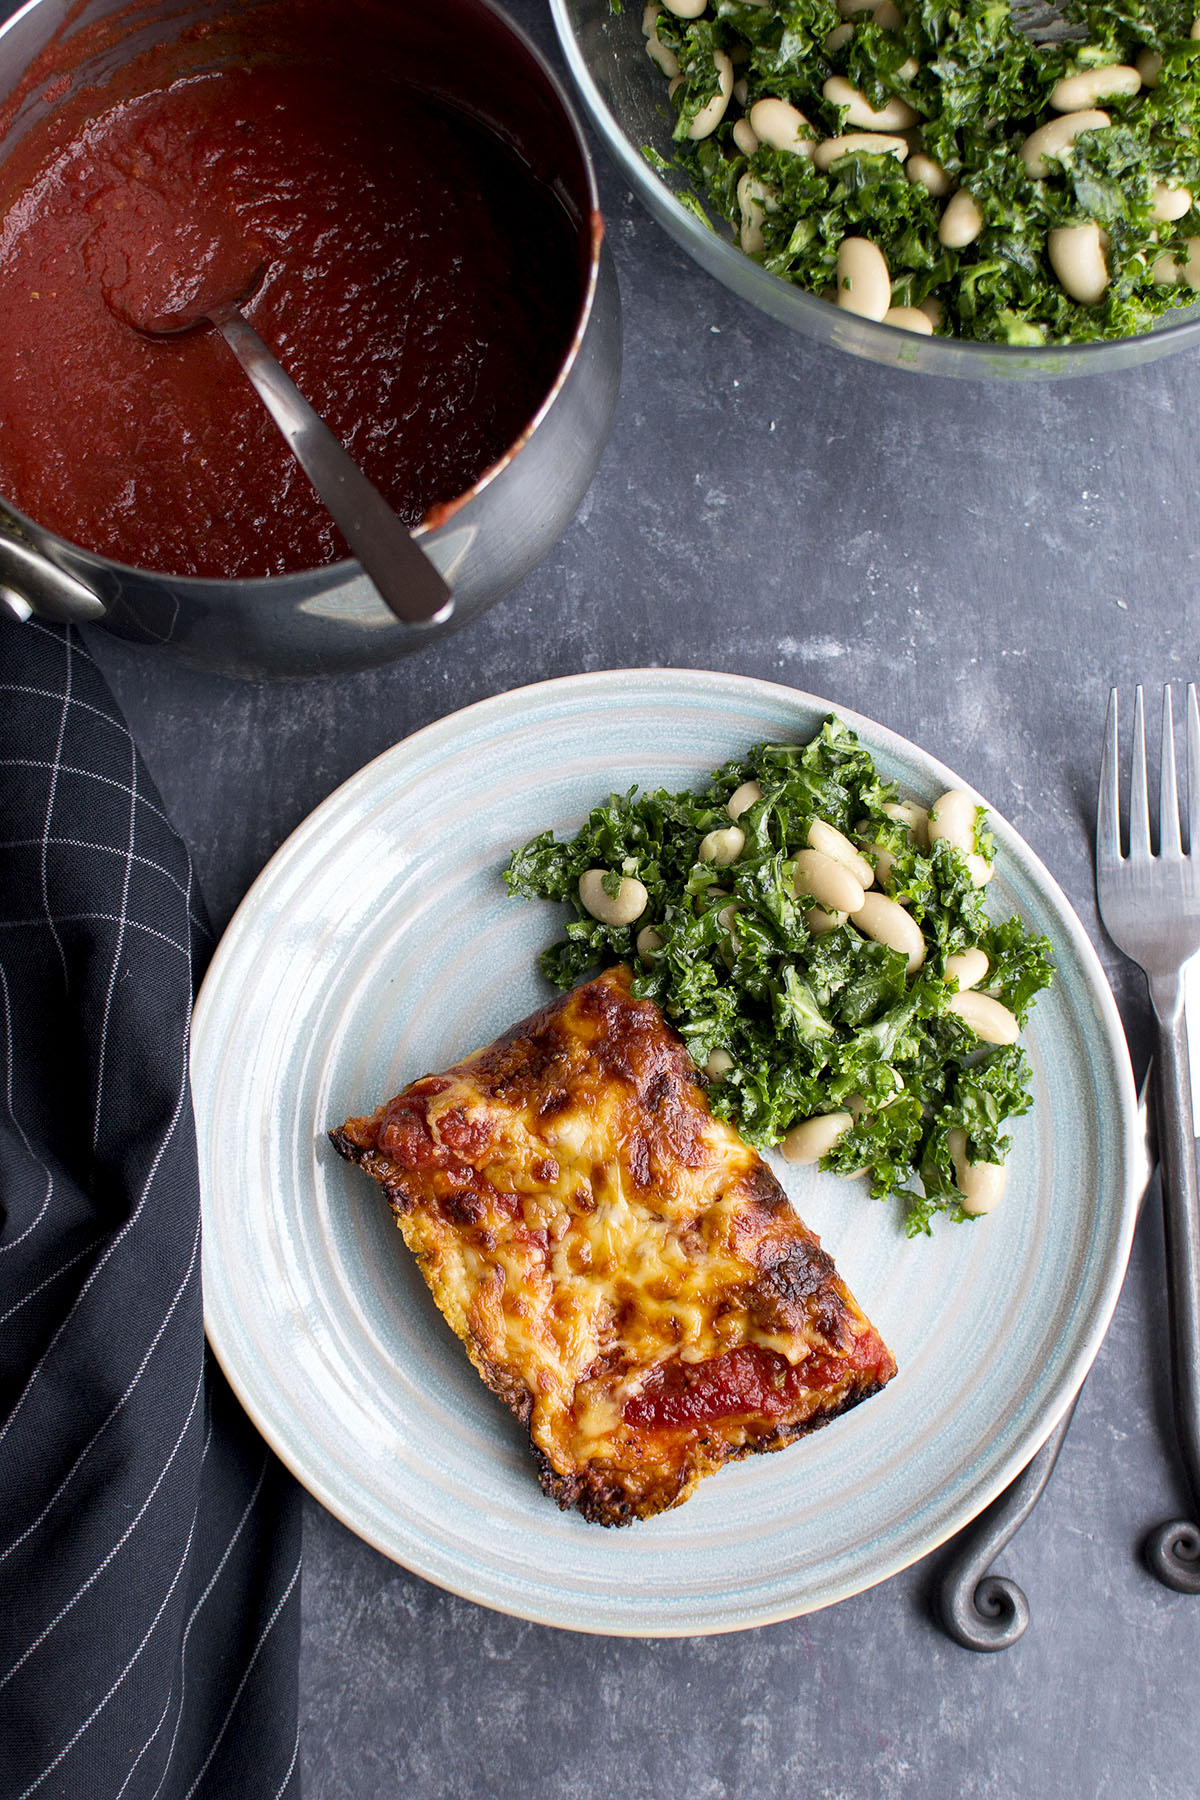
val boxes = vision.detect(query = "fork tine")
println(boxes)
[1161,686,1182,861]
[1129,685,1152,863]
[1187,684,1200,856]
[1097,687,1122,866]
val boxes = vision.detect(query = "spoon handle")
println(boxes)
[213,307,453,627]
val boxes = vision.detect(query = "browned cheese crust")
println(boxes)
[330,964,896,1525]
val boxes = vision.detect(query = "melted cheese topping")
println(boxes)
[380,971,863,1479]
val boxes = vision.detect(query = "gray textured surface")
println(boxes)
[72,0,1200,1790]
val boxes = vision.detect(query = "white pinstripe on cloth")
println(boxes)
[0,622,301,1799]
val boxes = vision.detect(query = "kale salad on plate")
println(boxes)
[506,718,1054,1237]
[634,0,1200,343]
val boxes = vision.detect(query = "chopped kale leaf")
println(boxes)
[629,0,1200,342]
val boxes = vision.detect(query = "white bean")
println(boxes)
[699,824,744,865]
[704,1047,735,1079]
[646,22,679,79]
[938,188,983,249]
[737,173,775,255]
[780,1111,854,1165]
[732,118,760,157]
[907,153,951,197]
[807,818,875,889]
[732,76,750,108]
[806,905,848,934]
[636,925,664,961]
[661,0,706,15]
[918,295,944,328]
[793,847,866,913]
[858,808,920,878]
[959,1161,1007,1215]
[1048,221,1109,304]
[884,798,930,843]
[715,903,741,957]
[1193,16,1200,36]
[578,869,648,927]
[749,97,815,157]
[947,989,1019,1044]
[1152,249,1183,285]
[838,0,902,22]
[883,305,934,334]
[928,789,976,847]
[1136,49,1163,87]
[727,779,763,821]
[1049,64,1141,111]
[835,236,893,321]
[814,132,909,172]
[945,947,989,991]
[686,50,734,140]
[849,1070,903,1117]
[1184,238,1200,291]
[1020,110,1110,177]
[823,75,917,132]
[860,839,897,886]
[642,2,660,33]
[851,891,926,973]
[929,789,993,886]
[825,22,855,50]
[948,1128,1007,1215]
[1152,182,1193,223]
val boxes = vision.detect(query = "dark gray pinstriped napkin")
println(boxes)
[0,620,301,1799]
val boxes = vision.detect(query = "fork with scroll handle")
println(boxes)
[939,683,1200,1646]
[935,1058,1157,1649]
[1094,683,1200,1593]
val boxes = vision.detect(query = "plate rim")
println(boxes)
[194,667,1139,1635]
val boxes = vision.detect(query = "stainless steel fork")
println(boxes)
[1097,683,1200,1592]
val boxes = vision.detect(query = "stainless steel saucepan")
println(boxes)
[0,0,621,678]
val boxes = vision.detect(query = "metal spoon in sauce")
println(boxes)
[107,265,454,628]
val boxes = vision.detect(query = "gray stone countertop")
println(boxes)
[74,1,1200,1793]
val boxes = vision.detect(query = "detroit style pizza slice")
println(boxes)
[329,964,896,1525]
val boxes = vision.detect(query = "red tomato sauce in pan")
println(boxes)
[0,3,582,578]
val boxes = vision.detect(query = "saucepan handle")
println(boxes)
[0,528,107,624]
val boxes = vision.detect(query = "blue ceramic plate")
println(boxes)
[193,670,1138,1636]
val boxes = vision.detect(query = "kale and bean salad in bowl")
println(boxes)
[550,0,1200,370]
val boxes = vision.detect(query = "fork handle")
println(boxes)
[1147,979,1200,1592]
[935,1395,1077,1650]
